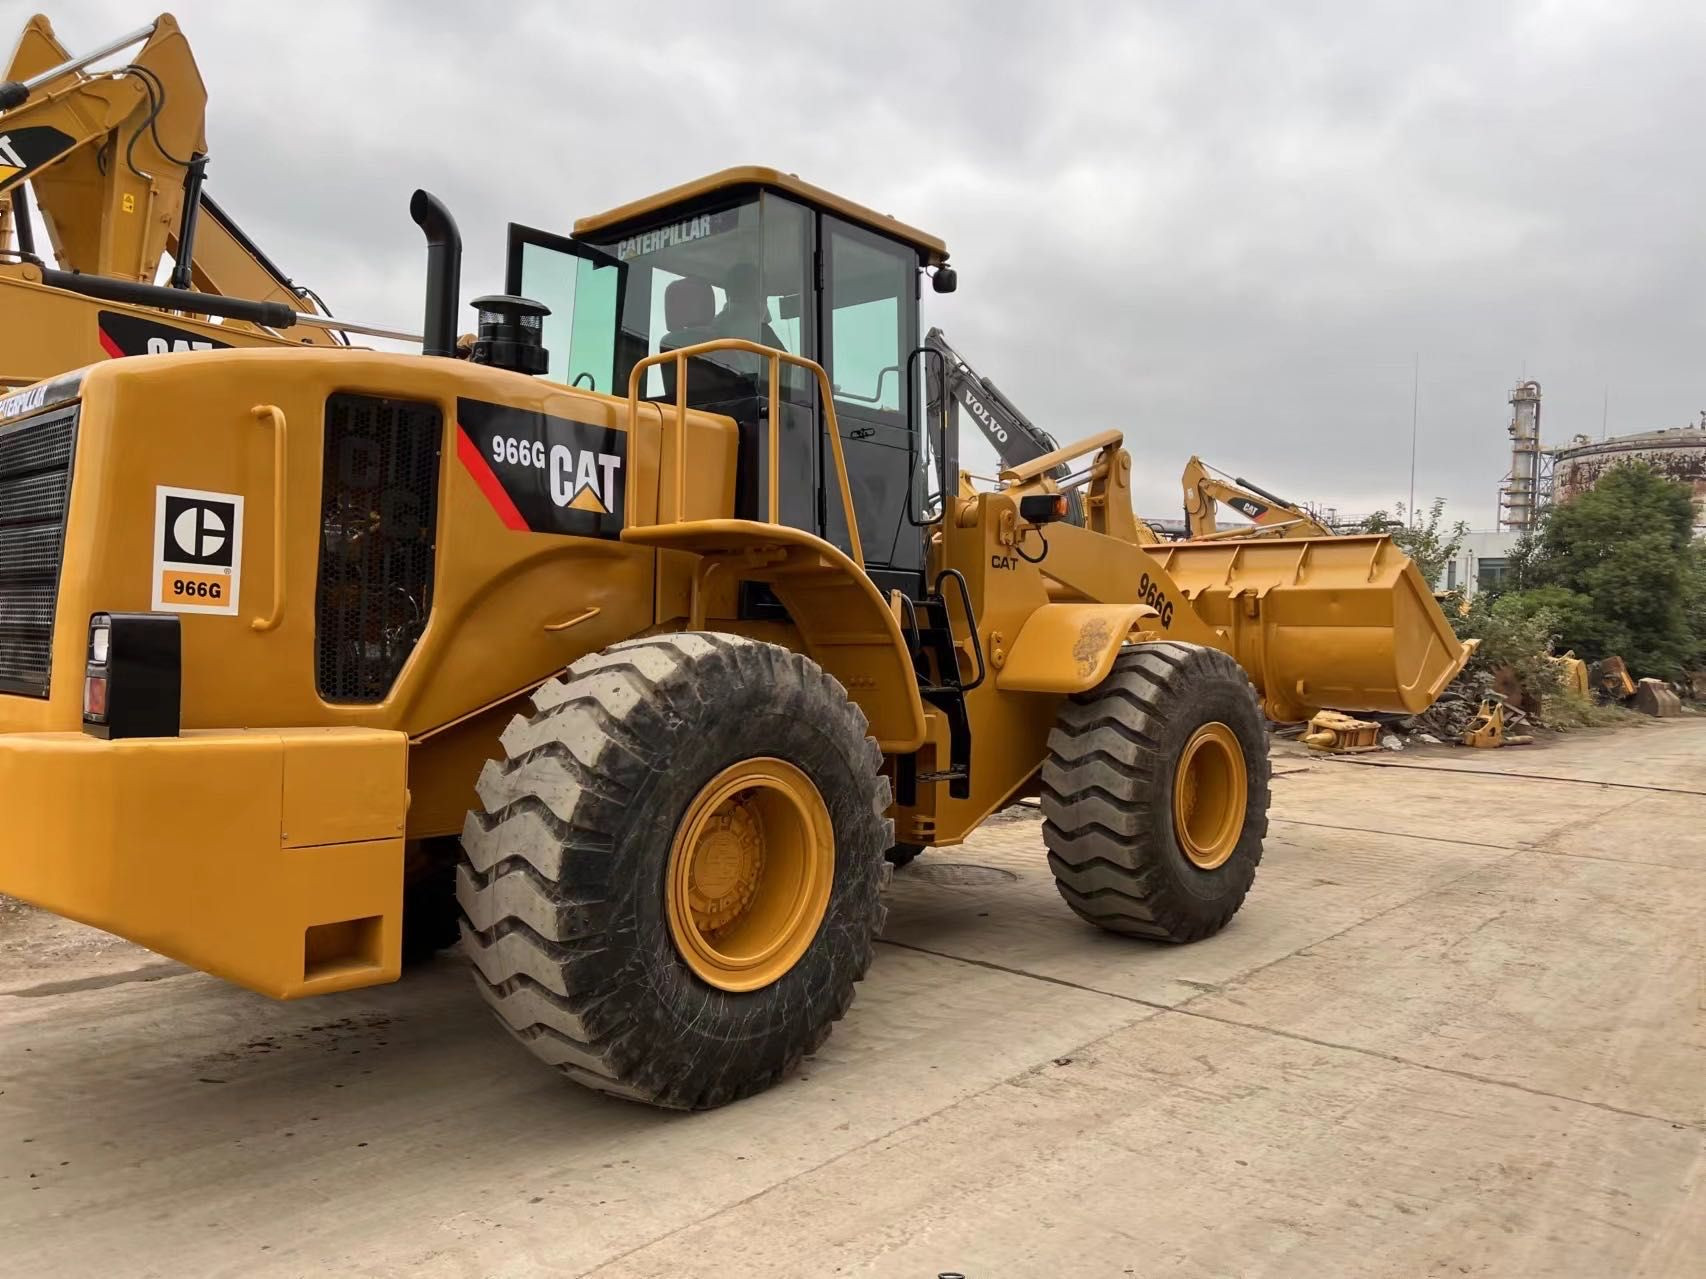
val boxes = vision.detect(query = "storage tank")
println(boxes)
[1552,419,1706,532]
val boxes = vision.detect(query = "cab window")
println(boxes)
[579,196,812,402]
[827,223,911,417]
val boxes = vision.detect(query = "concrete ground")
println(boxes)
[2,721,1702,1278]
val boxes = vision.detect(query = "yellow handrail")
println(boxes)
[249,403,287,633]
[625,339,864,567]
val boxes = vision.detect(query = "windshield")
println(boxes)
[577,193,811,401]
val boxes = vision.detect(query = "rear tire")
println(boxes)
[457,633,891,1109]
[1042,642,1269,941]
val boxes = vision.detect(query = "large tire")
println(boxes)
[457,633,891,1109]
[1042,641,1270,942]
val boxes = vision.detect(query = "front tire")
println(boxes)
[458,633,891,1109]
[1041,642,1270,941]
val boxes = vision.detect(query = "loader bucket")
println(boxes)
[1150,534,1472,722]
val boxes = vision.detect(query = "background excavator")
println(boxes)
[0,13,411,389]
[1178,455,1338,540]
[0,13,1470,1111]
[926,329,1335,542]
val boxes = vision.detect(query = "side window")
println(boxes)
[760,194,810,363]
[508,228,622,392]
[827,226,910,416]
[564,254,619,391]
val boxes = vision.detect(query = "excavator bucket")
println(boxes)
[1149,534,1473,722]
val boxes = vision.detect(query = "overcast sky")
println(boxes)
[22,0,1706,525]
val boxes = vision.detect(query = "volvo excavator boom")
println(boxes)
[0,12,413,385]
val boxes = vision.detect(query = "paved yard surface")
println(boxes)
[2,722,1702,1277]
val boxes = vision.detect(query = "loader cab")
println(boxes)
[505,167,951,596]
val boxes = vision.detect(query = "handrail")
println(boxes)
[625,339,864,566]
[249,403,287,632]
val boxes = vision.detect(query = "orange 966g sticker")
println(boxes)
[152,485,244,616]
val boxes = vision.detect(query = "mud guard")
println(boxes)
[996,602,1154,694]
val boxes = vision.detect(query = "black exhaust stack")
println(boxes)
[410,189,461,358]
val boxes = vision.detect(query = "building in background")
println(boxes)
[1439,529,1522,597]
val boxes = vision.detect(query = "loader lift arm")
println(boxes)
[1180,454,1336,541]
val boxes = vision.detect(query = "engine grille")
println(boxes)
[315,394,443,703]
[0,404,77,698]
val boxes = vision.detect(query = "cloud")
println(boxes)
[24,0,1706,525]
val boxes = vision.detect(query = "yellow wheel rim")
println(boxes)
[666,758,834,993]
[1171,722,1248,871]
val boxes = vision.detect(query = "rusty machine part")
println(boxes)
[1633,678,1682,718]
[1592,656,1637,701]
[1461,697,1533,748]
[1300,710,1383,753]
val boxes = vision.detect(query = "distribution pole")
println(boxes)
[1408,353,1419,526]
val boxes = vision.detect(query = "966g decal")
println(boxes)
[455,397,627,538]
[152,486,244,615]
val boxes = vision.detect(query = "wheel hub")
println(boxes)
[1172,722,1248,871]
[666,758,834,992]
[687,806,764,931]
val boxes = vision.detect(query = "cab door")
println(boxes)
[818,216,922,577]
[504,224,624,394]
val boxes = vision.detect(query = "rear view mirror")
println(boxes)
[777,293,803,320]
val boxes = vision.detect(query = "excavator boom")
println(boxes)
[0,12,355,385]
[1180,454,1336,540]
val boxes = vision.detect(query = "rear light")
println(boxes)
[82,612,181,740]
[83,674,108,719]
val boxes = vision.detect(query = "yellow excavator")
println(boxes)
[0,13,409,388]
[0,14,1470,1109]
[1179,455,1337,540]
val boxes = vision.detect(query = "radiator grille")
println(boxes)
[315,394,442,702]
[0,404,76,697]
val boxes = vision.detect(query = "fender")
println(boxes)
[996,602,1156,694]
[621,518,928,753]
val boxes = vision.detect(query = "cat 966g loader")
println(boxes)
[0,14,1469,1108]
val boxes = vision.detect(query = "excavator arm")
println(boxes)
[1180,454,1336,540]
[0,12,346,384]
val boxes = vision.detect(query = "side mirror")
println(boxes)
[777,292,803,320]
[931,265,958,294]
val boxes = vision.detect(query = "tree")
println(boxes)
[1513,462,1703,677]
[1359,498,1468,588]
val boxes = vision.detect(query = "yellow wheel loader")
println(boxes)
[0,15,1470,1109]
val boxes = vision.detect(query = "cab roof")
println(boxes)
[573,166,949,265]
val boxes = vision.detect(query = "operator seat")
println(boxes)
[658,277,747,403]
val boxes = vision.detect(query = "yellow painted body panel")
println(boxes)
[0,727,405,997]
[996,602,1152,694]
[0,348,738,791]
